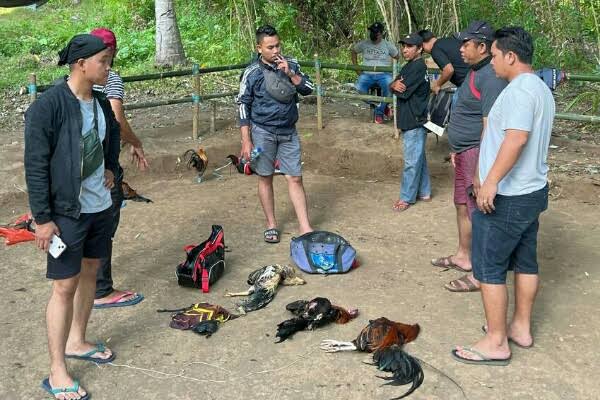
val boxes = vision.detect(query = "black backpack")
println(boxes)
[176,225,225,293]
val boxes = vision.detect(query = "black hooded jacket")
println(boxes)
[24,80,121,224]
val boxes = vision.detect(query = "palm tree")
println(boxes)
[155,0,187,67]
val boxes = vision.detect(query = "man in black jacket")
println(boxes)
[236,25,314,243]
[24,34,120,399]
[390,32,432,212]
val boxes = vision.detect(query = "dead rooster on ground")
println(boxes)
[276,297,358,342]
[225,264,305,314]
[320,317,423,399]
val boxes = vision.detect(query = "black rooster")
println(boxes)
[275,297,358,342]
[320,317,423,399]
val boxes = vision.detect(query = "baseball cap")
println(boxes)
[455,20,495,41]
[368,22,385,33]
[399,32,423,46]
[90,28,117,49]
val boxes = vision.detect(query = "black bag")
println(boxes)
[176,225,225,293]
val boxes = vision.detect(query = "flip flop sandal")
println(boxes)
[65,342,116,364]
[93,291,144,309]
[444,274,480,292]
[431,256,471,273]
[451,347,511,366]
[41,377,89,400]
[392,200,411,212]
[481,325,534,349]
[264,228,280,244]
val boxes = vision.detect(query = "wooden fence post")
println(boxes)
[210,102,216,135]
[192,63,200,140]
[28,73,37,103]
[314,54,323,131]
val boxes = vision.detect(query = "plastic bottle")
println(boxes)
[250,146,262,162]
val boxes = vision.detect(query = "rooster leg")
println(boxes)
[320,340,357,353]
[224,289,252,297]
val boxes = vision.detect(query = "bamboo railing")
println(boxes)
[26,59,600,140]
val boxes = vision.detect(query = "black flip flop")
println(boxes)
[264,228,280,244]
[451,348,511,366]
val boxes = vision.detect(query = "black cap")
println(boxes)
[455,20,495,41]
[368,22,385,33]
[58,34,107,66]
[399,32,423,46]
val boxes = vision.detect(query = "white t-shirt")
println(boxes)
[479,73,555,196]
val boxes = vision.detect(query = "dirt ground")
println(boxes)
[1,100,599,400]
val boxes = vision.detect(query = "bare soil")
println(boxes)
[1,100,599,400]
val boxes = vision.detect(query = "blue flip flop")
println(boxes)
[41,377,90,400]
[65,343,115,364]
[93,292,144,309]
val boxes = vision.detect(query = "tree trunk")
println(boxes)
[155,0,187,67]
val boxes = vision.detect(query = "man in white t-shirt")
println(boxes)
[452,27,555,366]
[351,22,399,124]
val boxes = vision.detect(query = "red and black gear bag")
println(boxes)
[176,225,225,293]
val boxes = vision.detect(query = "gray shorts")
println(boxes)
[251,124,302,177]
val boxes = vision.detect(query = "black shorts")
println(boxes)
[46,207,113,280]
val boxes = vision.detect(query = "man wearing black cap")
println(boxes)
[351,22,400,124]
[418,29,470,96]
[430,21,507,294]
[25,34,120,399]
[389,32,431,212]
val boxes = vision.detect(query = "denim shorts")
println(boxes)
[46,207,113,280]
[251,124,302,176]
[472,184,549,284]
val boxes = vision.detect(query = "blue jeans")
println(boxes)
[356,73,393,116]
[400,127,431,203]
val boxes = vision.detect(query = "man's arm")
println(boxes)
[108,98,149,170]
[477,129,529,213]
[432,64,454,94]
[351,42,362,75]
[472,117,488,197]
[288,61,313,96]
[237,67,256,160]
[393,62,427,99]
[24,101,53,225]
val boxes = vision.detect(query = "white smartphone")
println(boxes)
[48,234,67,259]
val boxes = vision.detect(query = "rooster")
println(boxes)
[182,147,208,178]
[320,317,423,399]
[121,181,153,203]
[275,297,358,342]
[225,264,305,314]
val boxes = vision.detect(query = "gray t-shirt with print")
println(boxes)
[353,39,398,74]
[447,61,507,153]
[479,73,555,196]
[79,99,112,213]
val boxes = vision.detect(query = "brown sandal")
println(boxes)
[444,274,480,292]
[431,255,471,273]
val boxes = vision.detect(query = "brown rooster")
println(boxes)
[320,317,423,399]
[182,147,208,178]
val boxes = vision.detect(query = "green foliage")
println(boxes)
[0,0,597,90]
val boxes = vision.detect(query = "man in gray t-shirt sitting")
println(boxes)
[351,22,399,124]
[431,21,507,294]
[452,27,555,366]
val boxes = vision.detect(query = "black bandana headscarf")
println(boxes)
[58,34,107,66]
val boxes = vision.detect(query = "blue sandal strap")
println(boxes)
[49,379,79,395]
[78,343,105,358]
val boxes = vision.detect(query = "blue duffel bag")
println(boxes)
[290,231,358,274]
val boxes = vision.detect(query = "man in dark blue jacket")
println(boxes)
[237,25,313,243]
[24,34,120,400]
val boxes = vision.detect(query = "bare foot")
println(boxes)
[48,372,87,400]
[93,289,137,306]
[455,335,511,361]
[65,341,112,361]
[484,322,533,348]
